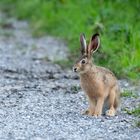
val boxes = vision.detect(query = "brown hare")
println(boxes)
[73,33,120,117]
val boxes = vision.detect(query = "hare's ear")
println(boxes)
[88,33,100,54]
[80,33,87,55]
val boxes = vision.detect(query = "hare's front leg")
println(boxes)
[94,97,104,117]
[83,97,96,116]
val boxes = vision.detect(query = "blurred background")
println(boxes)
[0,0,140,79]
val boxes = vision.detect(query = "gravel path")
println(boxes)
[0,14,139,140]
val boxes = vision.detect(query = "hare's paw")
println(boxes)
[106,109,116,116]
[93,109,102,117]
[93,112,101,117]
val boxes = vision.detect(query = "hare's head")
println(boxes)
[73,33,100,74]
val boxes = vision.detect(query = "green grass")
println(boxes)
[121,90,138,98]
[125,106,140,117]
[124,106,140,128]
[0,0,140,79]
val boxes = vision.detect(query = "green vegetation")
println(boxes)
[125,105,140,117]
[121,90,138,98]
[124,106,140,128]
[136,121,140,128]
[71,86,81,94]
[0,0,140,79]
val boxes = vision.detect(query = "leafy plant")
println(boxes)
[124,106,140,117]
[121,90,138,98]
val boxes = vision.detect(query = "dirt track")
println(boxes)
[0,13,139,140]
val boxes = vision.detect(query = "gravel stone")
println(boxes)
[0,13,139,140]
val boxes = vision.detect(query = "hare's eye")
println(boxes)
[81,59,86,64]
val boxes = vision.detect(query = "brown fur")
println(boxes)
[73,33,120,117]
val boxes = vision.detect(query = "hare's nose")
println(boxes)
[73,67,77,72]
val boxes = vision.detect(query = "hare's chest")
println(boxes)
[80,76,99,97]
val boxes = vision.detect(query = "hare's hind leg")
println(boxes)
[106,87,117,116]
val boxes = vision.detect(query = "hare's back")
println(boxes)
[96,66,117,87]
